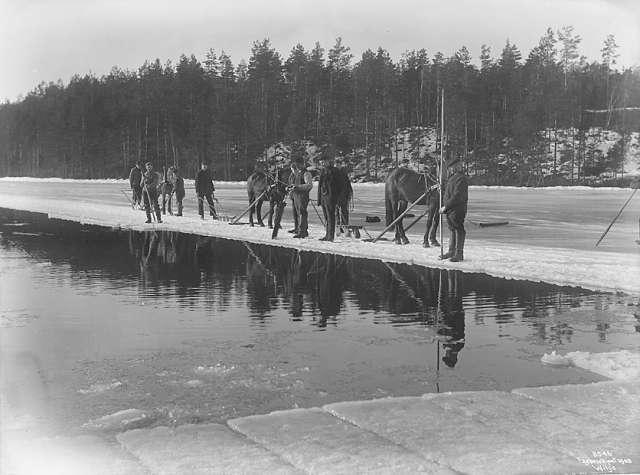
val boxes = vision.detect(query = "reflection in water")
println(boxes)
[2,213,640,430]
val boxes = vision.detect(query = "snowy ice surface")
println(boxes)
[1,192,638,295]
[541,350,640,381]
[1,176,637,192]
[82,409,150,431]
[77,381,123,394]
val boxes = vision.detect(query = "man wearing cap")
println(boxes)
[129,162,143,209]
[142,162,162,224]
[195,162,217,220]
[439,157,468,262]
[287,156,313,238]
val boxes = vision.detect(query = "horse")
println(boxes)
[384,167,440,246]
[246,169,269,227]
[317,165,353,241]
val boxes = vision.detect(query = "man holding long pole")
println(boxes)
[142,162,162,224]
[439,157,468,262]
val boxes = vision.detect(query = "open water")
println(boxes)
[1,211,639,436]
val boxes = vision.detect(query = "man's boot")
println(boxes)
[450,232,465,262]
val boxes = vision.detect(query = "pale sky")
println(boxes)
[1,0,638,102]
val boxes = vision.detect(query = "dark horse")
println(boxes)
[385,167,440,246]
[246,167,269,227]
[318,165,353,241]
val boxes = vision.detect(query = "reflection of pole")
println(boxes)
[439,89,445,259]
[435,268,444,392]
[594,187,638,247]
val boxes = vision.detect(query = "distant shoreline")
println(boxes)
[1,176,637,191]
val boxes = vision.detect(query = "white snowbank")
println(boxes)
[0,176,246,186]
[541,350,640,381]
[82,409,150,431]
[77,381,122,394]
[1,193,639,295]
[0,176,636,191]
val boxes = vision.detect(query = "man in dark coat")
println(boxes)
[195,162,217,220]
[287,156,313,238]
[129,162,143,208]
[317,154,352,241]
[168,167,185,216]
[142,162,162,223]
[439,157,468,262]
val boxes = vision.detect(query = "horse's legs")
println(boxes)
[268,201,275,228]
[256,198,265,226]
[423,203,440,247]
[394,201,408,244]
[161,192,167,215]
[248,192,255,226]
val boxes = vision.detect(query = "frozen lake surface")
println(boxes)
[1,179,639,253]
[1,218,639,437]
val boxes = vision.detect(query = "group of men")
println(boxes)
[128,154,469,261]
[128,161,217,223]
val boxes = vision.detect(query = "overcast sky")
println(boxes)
[1,0,638,102]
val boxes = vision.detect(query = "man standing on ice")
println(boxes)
[287,156,313,238]
[195,162,217,220]
[439,157,468,262]
[129,162,143,209]
[142,162,162,224]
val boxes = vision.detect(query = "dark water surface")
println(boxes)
[1,210,639,434]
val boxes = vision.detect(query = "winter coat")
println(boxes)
[288,167,313,196]
[172,175,185,199]
[442,171,468,213]
[142,170,161,191]
[195,169,215,195]
[129,167,142,189]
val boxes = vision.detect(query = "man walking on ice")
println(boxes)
[129,162,143,209]
[287,156,313,238]
[195,162,217,220]
[439,157,468,262]
[142,162,162,224]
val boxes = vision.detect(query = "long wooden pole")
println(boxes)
[595,187,638,247]
[439,88,445,259]
[229,189,268,225]
[371,191,428,243]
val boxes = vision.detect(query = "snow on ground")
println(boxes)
[1,176,636,192]
[1,192,638,295]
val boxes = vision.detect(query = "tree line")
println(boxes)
[1,27,638,184]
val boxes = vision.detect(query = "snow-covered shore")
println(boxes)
[0,176,636,192]
[1,192,638,296]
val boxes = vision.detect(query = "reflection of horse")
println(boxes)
[318,165,353,241]
[385,167,440,245]
[247,169,269,227]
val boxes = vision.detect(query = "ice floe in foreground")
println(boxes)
[542,350,640,381]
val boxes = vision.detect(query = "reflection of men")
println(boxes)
[439,158,468,262]
[438,270,465,368]
[142,162,162,224]
[287,156,313,238]
[195,162,217,220]
[129,162,143,208]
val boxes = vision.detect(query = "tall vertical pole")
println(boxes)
[439,88,445,259]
